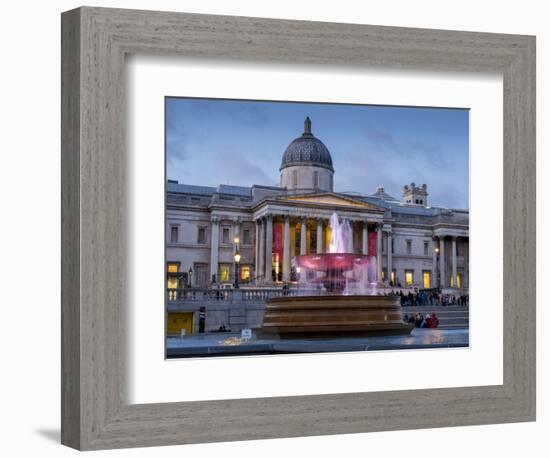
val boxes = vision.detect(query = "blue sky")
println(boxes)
[166,97,469,209]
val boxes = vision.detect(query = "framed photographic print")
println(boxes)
[163,97,471,359]
[61,6,535,450]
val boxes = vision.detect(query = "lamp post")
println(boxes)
[234,250,241,289]
[188,267,193,288]
[233,235,241,289]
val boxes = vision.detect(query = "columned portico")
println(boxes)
[251,194,388,285]
[264,214,273,283]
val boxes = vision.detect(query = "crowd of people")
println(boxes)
[403,312,440,328]
[390,290,468,307]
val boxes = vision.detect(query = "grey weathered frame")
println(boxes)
[61,6,536,451]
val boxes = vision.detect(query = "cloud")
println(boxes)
[334,139,468,209]
[166,103,190,164]
[212,150,275,186]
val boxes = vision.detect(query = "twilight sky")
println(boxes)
[166,97,469,209]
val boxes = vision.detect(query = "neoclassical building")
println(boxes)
[166,117,469,296]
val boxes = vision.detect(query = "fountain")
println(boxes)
[260,212,414,338]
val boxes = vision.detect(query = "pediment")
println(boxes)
[279,193,384,211]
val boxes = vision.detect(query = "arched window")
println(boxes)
[292,170,298,189]
[313,171,319,189]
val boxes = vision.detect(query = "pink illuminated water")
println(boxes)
[294,212,378,294]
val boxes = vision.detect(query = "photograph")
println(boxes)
[165,97,470,358]
[0,0,541,455]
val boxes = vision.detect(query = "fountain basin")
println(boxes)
[260,294,414,338]
[296,253,370,271]
[295,253,376,293]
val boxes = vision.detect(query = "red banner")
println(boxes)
[368,231,377,256]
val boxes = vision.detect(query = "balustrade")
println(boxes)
[167,287,320,303]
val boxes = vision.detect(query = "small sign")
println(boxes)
[241,328,252,340]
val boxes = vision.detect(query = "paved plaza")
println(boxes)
[166,327,469,358]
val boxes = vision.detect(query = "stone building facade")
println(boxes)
[166,118,469,334]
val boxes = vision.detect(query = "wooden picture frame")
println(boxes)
[61,6,536,450]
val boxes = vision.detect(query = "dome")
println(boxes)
[280,117,334,172]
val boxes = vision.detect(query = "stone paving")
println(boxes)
[166,327,469,358]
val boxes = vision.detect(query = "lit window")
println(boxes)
[167,277,179,289]
[457,273,462,289]
[222,227,229,244]
[405,270,414,286]
[197,227,206,244]
[167,263,179,273]
[170,226,178,243]
[240,265,251,281]
[218,264,231,282]
[423,271,430,289]
[390,270,395,286]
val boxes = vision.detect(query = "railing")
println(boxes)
[167,287,320,303]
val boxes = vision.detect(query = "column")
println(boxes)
[209,217,220,283]
[387,231,393,286]
[264,214,273,283]
[432,237,438,288]
[233,219,241,245]
[452,236,457,288]
[362,221,369,255]
[316,218,324,254]
[283,215,291,282]
[439,236,446,288]
[376,224,383,282]
[300,217,307,255]
[258,219,265,284]
[254,220,260,281]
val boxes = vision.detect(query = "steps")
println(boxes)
[401,306,469,329]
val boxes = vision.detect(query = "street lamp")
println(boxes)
[188,267,193,288]
[233,250,241,289]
